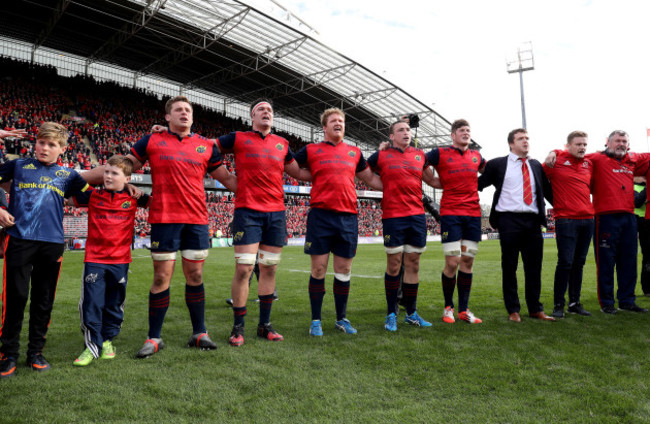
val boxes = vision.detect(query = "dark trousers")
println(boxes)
[637,217,650,294]
[0,237,64,358]
[594,213,637,307]
[497,213,544,314]
[80,263,129,357]
[553,218,593,306]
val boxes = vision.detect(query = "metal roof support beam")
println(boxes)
[234,63,356,101]
[33,0,72,51]
[137,8,250,75]
[184,36,308,88]
[88,0,168,64]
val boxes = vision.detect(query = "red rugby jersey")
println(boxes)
[426,147,484,217]
[586,151,650,215]
[74,188,151,264]
[367,147,426,218]
[131,131,221,224]
[543,150,593,219]
[217,131,293,212]
[294,141,367,214]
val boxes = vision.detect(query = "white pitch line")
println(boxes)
[287,269,382,279]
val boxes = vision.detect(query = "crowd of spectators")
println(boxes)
[2,56,442,239]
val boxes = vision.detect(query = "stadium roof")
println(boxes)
[1,0,479,149]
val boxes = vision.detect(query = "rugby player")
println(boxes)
[367,120,437,331]
[426,119,485,324]
[215,99,310,347]
[82,96,236,358]
[294,108,383,336]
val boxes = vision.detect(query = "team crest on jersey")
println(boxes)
[151,241,159,249]
[121,201,132,209]
[85,273,98,284]
[415,155,421,161]
[196,145,207,154]
[348,150,356,157]
[275,143,283,151]
[583,161,589,168]
[55,169,70,178]
[234,231,244,242]
[23,163,37,170]
[472,157,478,163]
[40,176,52,183]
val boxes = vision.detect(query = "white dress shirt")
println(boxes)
[495,152,539,214]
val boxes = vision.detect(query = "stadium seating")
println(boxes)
[1,56,436,239]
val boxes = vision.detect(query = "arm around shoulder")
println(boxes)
[285,160,311,182]
[357,167,383,191]
[210,165,237,193]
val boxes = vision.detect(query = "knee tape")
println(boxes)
[385,245,404,255]
[258,250,281,266]
[442,241,461,257]
[181,249,209,262]
[234,252,257,265]
[404,244,426,254]
[151,252,176,261]
[461,240,479,258]
[334,272,351,282]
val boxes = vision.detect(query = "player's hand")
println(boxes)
[127,184,143,198]
[378,141,390,151]
[0,209,15,228]
[0,129,27,139]
[544,151,557,168]
[150,125,167,133]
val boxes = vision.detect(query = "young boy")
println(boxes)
[72,155,151,366]
[0,122,90,378]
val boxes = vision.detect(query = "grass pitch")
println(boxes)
[1,240,650,423]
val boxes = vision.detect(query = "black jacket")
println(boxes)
[478,155,553,230]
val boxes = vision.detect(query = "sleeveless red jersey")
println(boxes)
[217,131,293,212]
[295,141,367,214]
[367,147,425,218]
[427,147,484,217]
[130,131,221,224]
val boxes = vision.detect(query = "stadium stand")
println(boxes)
[1,57,411,240]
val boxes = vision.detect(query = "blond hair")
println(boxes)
[320,108,345,127]
[37,122,68,148]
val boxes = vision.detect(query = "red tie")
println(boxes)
[521,157,532,205]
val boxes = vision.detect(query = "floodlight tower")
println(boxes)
[507,42,535,129]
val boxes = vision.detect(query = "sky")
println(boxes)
[247,0,650,203]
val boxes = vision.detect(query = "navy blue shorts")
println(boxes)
[305,208,358,258]
[231,208,287,247]
[440,215,482,243]
[382,214,427,248]
[150,223,209,252]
